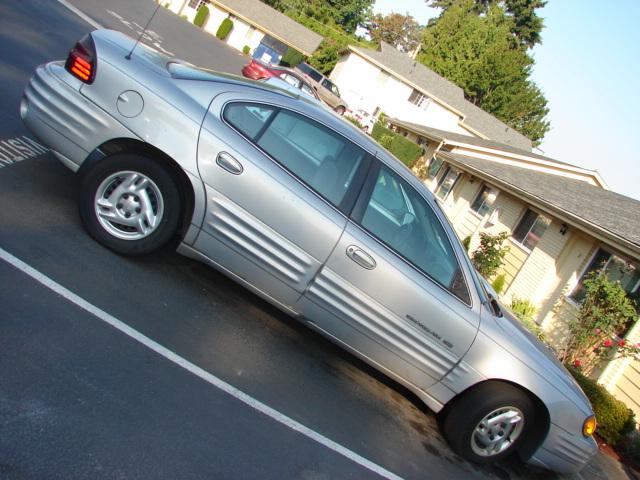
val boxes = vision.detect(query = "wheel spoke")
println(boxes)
[96,197,118,220]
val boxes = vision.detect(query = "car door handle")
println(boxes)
[346,245,376,270]
[216,152,243,175]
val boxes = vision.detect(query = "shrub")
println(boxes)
[618,430,640,468]
[193,4,209,27]
[567,365,636,445]
[280,47,305,67]
[491,273,506,295]
[371,123,423,168]
[471,232,510,278]
[242,45,250,55]
[216,18,233,40]
[563,271,638,368]
[461,235,471,252]
[378,134,394,149]
[509,297,545,340]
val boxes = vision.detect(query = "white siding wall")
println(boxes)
[331,54,470,135]
[226,17,253,51]
[203,5,229,36]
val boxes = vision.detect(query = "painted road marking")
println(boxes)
[0,247,404,480]
[0,136,48,168]
[56,0,104,29]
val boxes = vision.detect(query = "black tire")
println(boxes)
[334,105,346,115]
[442,382,535,464]
[79,153,181,256]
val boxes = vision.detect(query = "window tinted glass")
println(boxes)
[224,103,275,140]
[513,209,549,250]
[360,165,469,303]
[470,186,497,217]
[435,167,459,200]
[243,108,367,207]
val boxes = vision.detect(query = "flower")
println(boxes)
[594,328,602,334]
[573,359,582,367]
[603,339,613,347]
[618,340,626,347]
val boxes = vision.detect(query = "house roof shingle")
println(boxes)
[213,0,322,56]
[350,43,532,151]
[389,119,578,168]
[440,152,640,254]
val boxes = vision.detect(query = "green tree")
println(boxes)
[365,12,423,53]
[267,0,373,34]
[418,0,549,144]
[428,0,546,49]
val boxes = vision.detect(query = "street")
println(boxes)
[0,1,623,479]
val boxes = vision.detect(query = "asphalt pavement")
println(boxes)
[0,1,633,479]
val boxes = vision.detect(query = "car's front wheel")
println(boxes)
[79,153,181,255]
[442,382,535,464]
[334,105,345,115]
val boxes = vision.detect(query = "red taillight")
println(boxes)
[65,34,96,84]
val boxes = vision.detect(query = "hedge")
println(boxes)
[371,122,423,168]
[216,18,233,40]
[567,365,636,445]
[280,47,305,68]
[193,5,209,28]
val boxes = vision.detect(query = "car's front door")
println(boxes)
[195,94,371,310]
[298,162,480,388]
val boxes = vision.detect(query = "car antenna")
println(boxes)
[125,2,162,60]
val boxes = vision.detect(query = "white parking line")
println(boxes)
[57,0,104,29]
[0,247,404,480]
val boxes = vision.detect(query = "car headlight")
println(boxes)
[583,415,597,437]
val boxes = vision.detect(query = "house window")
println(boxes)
[512,209,550,250]
[188,0,207,8]
[570,249,640,312]
[417,136,429,147]
[470,186,498,217]
[408,89,430,109]
[427,157,444,179]
[435,167,460,200]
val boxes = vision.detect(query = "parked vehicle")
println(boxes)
[21,30,597,474]
[258,76,322,104]
[345,109,374,132]
[295,62,348,115]
[242,59,323,105]
[241,58,291,80]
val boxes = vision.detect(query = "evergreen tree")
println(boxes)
[428,0,546,49]
[419,0,549,144]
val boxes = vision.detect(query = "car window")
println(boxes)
[278,73,301,88]
[224,103,368,208]
[224,103,276,139]
[322,79,341,97]
[358,165,470,304]
[298,63,323,83]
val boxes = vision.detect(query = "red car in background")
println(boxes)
[241,59,290,80]
[242,59,322,103]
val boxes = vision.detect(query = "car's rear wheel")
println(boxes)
[334,105,345,115]
[79,153,181,255]
[442,382,535,464]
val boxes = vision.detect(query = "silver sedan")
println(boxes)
[21,29,597,473]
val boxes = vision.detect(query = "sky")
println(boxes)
[373,0,640,201]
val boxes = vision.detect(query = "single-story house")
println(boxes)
[329,42,531,150]
[387,118,640,420]
[164,0,322,62]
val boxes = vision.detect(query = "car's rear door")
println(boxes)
[297,161,480,388]
[194,92,371,310]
